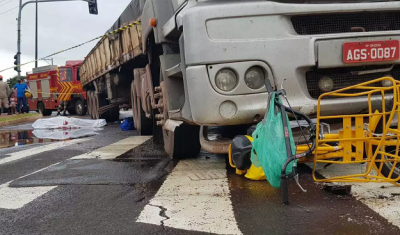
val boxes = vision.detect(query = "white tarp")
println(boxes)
[33,129,100,140]
[119,110,133,120]
[32,117,106,129]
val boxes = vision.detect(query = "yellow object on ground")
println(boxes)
[244,164,266,180]
[229,136,266,181]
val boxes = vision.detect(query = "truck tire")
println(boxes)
[131,81,153,135]
[75,100,87,116]
[164,124,201,159]
[38,102,52,116]
[87,91,92,116]
[157,81,201,159]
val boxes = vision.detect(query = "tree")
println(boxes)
[7,75,26,88]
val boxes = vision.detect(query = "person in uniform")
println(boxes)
[0,75,11,115]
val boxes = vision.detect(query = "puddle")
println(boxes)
[0,129,100,149]
[0,130,40,149]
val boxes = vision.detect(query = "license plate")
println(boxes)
[343,40,400,63]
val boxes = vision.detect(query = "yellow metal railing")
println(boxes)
[311,76,400,184]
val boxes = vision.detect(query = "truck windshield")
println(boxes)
[59,68,72,82]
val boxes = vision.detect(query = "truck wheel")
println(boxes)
[38,103,52,116]
[131,81,153,135]
[75,100,87,116]
[164,124,201,159]
[156,82,201,159]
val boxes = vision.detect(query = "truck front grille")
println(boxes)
[292,12,400,35]
[306,66,400,99]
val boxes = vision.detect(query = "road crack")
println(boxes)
[149,204,170,229]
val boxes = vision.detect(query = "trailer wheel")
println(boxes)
[87,91,92,116]
[88,91,96,119]
[75,100,87,116]
[38,102,52,116]
[131,81,153,135]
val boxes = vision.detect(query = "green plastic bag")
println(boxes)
[251,93,296,188]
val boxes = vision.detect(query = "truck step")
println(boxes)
[166,63,182,78]
[160,54,182,79]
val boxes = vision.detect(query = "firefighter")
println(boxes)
[57,101,69,116]
[0,75,11,115]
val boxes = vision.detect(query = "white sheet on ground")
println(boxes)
[32,117,106,129]
[33,129,100,140]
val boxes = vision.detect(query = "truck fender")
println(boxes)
[141,0,175,53]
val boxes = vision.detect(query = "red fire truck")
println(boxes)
[27,61,87,116]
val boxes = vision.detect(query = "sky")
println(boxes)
[0,0,132,81]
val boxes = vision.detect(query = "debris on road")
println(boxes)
[322,185,352,196]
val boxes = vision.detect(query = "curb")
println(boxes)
[0,114,43,128]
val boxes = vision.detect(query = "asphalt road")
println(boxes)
[0,120,399,235]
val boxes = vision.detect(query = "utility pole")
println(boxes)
[16,0,22,78]
[35,0,38,68]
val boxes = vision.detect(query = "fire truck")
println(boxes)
[27,61,87,116]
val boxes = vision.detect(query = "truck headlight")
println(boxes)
[245,66,265,89]
[318,76,334,92]
[215,69,238,91]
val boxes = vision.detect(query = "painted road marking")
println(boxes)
[0,138,87,166]
[70,136,151,160]
[0,136,151,210]
[0,163,59,210]
[315,164,400,228]
[137,156,242,235]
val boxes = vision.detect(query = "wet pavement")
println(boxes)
[0,121,399,234]
[228,165,400,235]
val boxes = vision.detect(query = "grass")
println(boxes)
[0,113,41,123]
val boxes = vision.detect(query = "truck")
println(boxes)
[27,61,87,116]
[80,0,400,159]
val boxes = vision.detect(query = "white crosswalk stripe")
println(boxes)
[0,138,89,166]
[137,156,242,235]
[70,136,151,160]
[0,136,150,210]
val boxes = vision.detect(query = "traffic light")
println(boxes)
[88,0,98,15]
[14,53,21,73]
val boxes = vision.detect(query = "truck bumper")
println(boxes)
[186,65,386,126]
